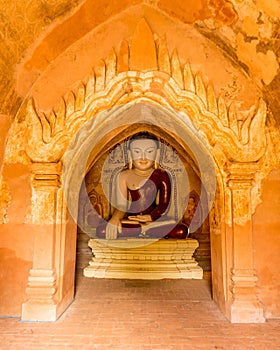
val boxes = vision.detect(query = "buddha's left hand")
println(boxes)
[128,215,152,223]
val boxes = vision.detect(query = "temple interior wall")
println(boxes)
[0,0,280,322]
[253,169,280,318]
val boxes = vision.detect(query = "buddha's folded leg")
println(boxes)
[166,223,188,238]
[118,223,142,237]
[96,221,188,239]
[147,223,188,239]
[95,222,107,238]
[96,222,142,238]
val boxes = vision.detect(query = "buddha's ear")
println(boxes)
[127,150,133,169]
[154,149,160,169]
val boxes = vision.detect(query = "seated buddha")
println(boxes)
[96,132,188,240]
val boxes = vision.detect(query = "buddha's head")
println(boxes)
[128,132,160,171]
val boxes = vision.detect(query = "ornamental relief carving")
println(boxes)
[6,19,268,167]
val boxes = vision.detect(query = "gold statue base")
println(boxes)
[83,238,203,280]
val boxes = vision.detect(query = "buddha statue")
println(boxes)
[96,132,188,240]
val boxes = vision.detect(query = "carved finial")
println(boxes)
[106,48,117,85]
[171,49,183,89]
[86,69,96,96]
[65,91,75,117]
[95,60,106,92]
[195,73,207,108]
[183,62,195,92]
[47,110,57,136]
[240,105,256,144]
[39,112,52,143]
[248,98,267,145]
[130,18,157,71]
[207,84,218,115]
[55,97,66,131]
[26,99,53,144]
[25,96,70,162]
[218,96,229,127]
[157,36,171,75]
[117,40,129,73]
[26,97,38,120]
[75,82,86,111]
[228,102,239,138]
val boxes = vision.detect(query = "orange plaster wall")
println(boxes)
[22,0,142,75]
[0,115,12,172]
[17,0,236,102]
[157,0,236,25]
[210,230,227,315]
[3,164,32,223]
[58,215,77,314]
[0,227,33,316]
[0,164,33,316]
[253,169,280,318]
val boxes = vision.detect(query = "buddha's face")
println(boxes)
[129,139,158,171]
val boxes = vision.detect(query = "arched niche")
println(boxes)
[63,101,217,237]
[61,100,224,296]
[77,121,211,271]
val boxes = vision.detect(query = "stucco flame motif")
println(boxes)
[25,19,267,163]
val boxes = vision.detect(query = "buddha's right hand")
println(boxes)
[105,218,122,239]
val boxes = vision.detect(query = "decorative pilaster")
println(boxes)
[227,164,265,323]
[22,162,61,321]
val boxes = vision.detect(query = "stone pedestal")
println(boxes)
[84,238,203,279]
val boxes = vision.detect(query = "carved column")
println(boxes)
[22,162,61,321]
[227,163,265,323]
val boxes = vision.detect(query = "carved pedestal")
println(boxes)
[84,238,203,280]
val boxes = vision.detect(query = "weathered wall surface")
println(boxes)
[0,164,33,316]
[253,169,280,318]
